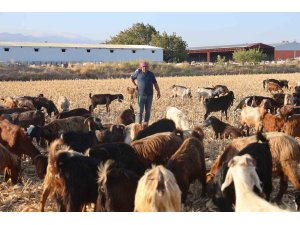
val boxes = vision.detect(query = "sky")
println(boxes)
[0,12,300,47]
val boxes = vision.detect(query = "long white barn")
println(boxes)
[0,42,163,63]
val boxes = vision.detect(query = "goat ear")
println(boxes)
[227,158,235,167]
[251,170,263,193]
[221,169,233,192]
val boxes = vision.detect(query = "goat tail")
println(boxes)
[130,104,134,113]
[89,93,92,99]
[281,159,300,189]
[48,139,65,166]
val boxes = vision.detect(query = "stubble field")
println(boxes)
[0,73,300,212]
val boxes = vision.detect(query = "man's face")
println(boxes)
[141,65,149,73]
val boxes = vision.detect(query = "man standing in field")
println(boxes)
[131,61,161,126]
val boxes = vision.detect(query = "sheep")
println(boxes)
[130,130,184,168]
[196,87,213,102]
[221,154,288,212]
[27,116,102,145]
[171,85,192,99]
[55,108,91,119]
[203,91,234,120]
[0,119,45,179]
[2,110,45,129]
[0,143,21,184]
[89,93,124,113]
[166,106,190,130]
[166,127,207,202]
[124,123,144,144]
[40,139,66,212]
[133,118,176,141]
[126,87,138,103]
[208,132,300,203]
[203,116,243,139]
[134,165,181,212]
[96,160,140,212]
[57,96,70,112]
[115,105,135,125]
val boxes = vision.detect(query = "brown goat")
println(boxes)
[267,82,283,94]
[127,87,138,103]
[0,119,44,178]
[130,130,184,168]
[167,127,207,202]
[262,113,285,132]
[0,143,21,184]
[40,139,66,212]
[115,105,135,125]
[283,115,300,137]
[134,165,181,212]
[207,132,300,203]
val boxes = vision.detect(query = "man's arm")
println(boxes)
[154,82,161,99]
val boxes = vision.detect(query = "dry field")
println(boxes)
[0,73,300,212]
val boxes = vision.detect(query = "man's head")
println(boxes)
[139,61,149,73]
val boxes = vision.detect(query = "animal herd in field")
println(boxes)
[1,78,300,212]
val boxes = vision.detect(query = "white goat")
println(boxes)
[166,106,190,131]
[57,96,70,112]
[124,123,144,144]
[171,85,192,99]
[221,154,289,212]
[196,87,213,102]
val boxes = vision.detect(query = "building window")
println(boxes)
[87,49,91,53]
[152,50,155,53]
[132,50,136,53]
[4,48,9,52]
[61,49,66,53]
[34,48,39,52]
[110,49,114,53]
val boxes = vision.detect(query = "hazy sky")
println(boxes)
[0,12,299,47]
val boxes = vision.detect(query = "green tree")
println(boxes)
[106,23,188,62]
[233,48,267,64]
[105,23,158,45]
[152,32,188,62]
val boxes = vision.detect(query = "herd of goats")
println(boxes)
[1,77,300,212]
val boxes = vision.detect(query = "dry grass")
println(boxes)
[0,73,300,212]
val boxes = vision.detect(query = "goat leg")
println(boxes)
[274,173,288,204]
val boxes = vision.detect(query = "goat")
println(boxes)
[0,143,21,184]
[167,127,207,202]
[208,132,300,203]
[134,165,181,212]
[133,118,176,141]
[263,79,289,89]
[27,116,102,145]
[57,96,70,112]
[262,113,285,132]
[171,85,192,99]
[96,124,126,144]
[221,154,288,212]
[124,123,144,144]
[116,105,135,125]
[196,87,213,102]
[89,93,124,113]
[166,106,190,130]
[267,82,284,94]
[212,85,229,97]
[130,130,184,168]
[55,108,91,119]
[96,160,140,212]
[294,192,300,211]
[2,110,45,129]
[127,87,138,103]
[203,116,243,139]
[204,91,234,120]
[283,115,300,138]
[0,107,30,115]
[0,119,45,178]
[1,97,18,108]
[40,139,66,212]
[235,95,280,113]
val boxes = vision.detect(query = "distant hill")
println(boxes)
[0,32,103,44]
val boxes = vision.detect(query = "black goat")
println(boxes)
[2,110,45,129]
[234,95,280,113]
[89,93,124,113]
[96,160,140,212]
[204,91,234,120]
[133,118,176,141]
[55,108,91,119]
[56,150,100,212]
[210,133,272,211]
[203,116,243,139]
